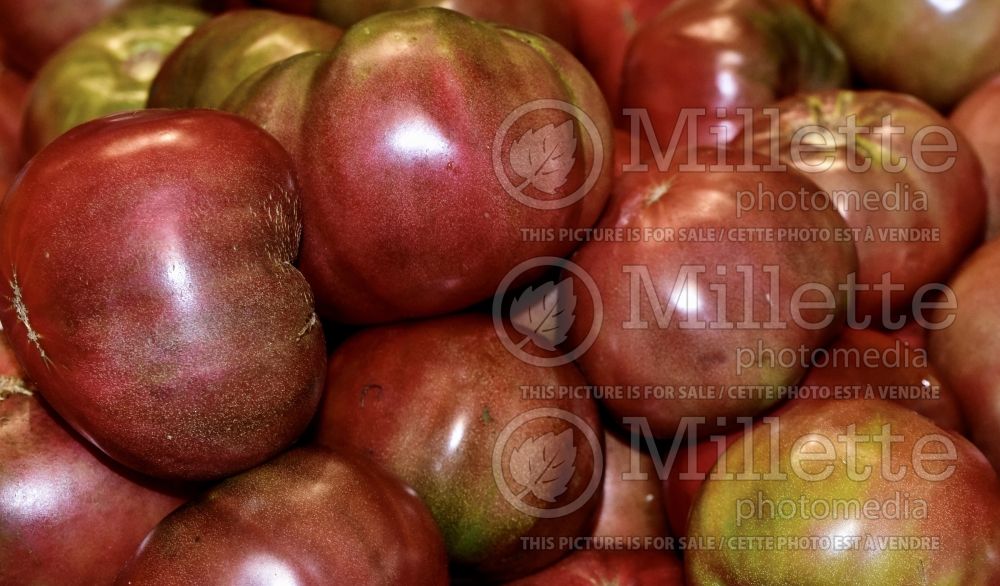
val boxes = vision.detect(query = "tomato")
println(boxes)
[567,148,856,439]
[0,0,130,74]
[621,0,848,147]
[148,9,342,109]
[812,0,1000,109]
[0,109,326,481]
[738,90,987,320]
[929,238,1000,475]
[570,0,675,116]
[315,313,603,580]
[662,433,739,539]
[314,0,576,50]
[224,8,613,324]
[116,447,449,585]
[591,432,669,540]
[22,5,208,155]
[0,58,27,192]
[952,74,1000,240]
[0,331,186,585]
[687,399,1000,584]
[799,328,965,432]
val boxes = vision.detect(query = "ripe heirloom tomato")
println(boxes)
[687,399,1000,585]
[929,239,1000,475]
[621,0,848,148]
[0,109,326,481]
[952,74,1000,240]
[570,0,675,116]
[116,448,449,585]
[314,0,576,50]
[315,314,603,580]
[22,5,209,155]
[225,8,613,324]
[738,90,987,320]
[148,9,342,109]
[0,331,186,586]
[567,148,856,439]
[811,0,1000,110]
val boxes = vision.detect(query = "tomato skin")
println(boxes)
[22,5,209,155]
[591,432,669,541]
[686,399,1000,585]
[569,0,675,116]
[621,0,848,147]
[116,447,450,585]
[148,9,342,109]
[313,0,576,50]
[0,58,27,192]
[315,313,603,580]
[799,327,965,433]
[566,148,856,439]
[225,8,613,324]
[812,0,1000,110]
[952,74,1000,240]
[738,90,988,319]
[0,109,326,481]
[930,239,1000,476]
[0,332,186,586]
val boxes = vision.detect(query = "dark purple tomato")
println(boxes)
[148,9,342,109]
[952,74,1000,240]
[315,313,603,580]
[621,0,848,147]
[116,447,449,585]
[0,109,326,481]
[223,7,613,324]
[567,148,856,439]
[738,90,988,320]
[1,331,186,585]
[929,239,1000,474]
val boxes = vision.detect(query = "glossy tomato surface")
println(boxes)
[622,0,848,147]
[116,447,449,585]
[0,109,326,481]
[739,90,987,320]
[225,8,613,324]
[567,149,856,438]
[0,332,186,586]
[148,8,342,109]
[687,399,1000,585]
[570,0,675,116]
[315,313,603,580]
[812,0,1000,109]
[929,239,1000,474]
[314,0,576,49]
[22,5,208,155]
[952,74,1000,240]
